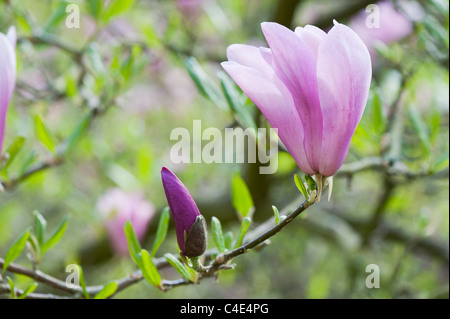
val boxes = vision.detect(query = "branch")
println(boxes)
[200,199,312,275]
[0,199,313,298]
[0,284,70,299]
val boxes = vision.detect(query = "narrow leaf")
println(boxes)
[211,217,225,253]
[41,216,69,256]
[224,231,234,251]
[2,230,31,275]
[294,174,308,201]
[140,249,161,288]
[101,0,134,23]
[164,253,193,282]
[272,205,281,225]
[218,71,257,130]
[304,175,317,191]
[184,57,228,111]
[124,221,142,265]
[77,265,90,299]
[151,207,170,257]
[34,115,57,154]
[18,282,38,299]
[33,210,47,247]
[86,0,103,20]
[1,136,26,173]
[7,277,15,299]
[433,151,449,172]
[234,217,251,249]
[232,173,255,220]
[94,282,118,299]
[408,106,431,154]
[64,111,91,155]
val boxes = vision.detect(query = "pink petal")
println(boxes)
[317,22,372,176]
[222,60,315,175]
[0,33,16,156]
[294,25,327,59]
[261,22,322,172]
[7,26,17,48]
[227,44,274,78]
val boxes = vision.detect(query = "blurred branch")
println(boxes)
[0,106,106,191]
[19,32,82,57]
[0,157,64,191]
[331,210,449,265]
[361,177,395,246]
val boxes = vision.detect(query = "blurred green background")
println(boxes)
[0,0,448,299]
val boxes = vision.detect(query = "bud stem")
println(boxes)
[190,256,206,272]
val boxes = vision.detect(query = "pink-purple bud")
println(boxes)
[222,21,372,178]
[97,188,155,255]
[161,167,207,258]
[0,26,17,159]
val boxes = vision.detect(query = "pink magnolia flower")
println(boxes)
[222,21,372,181]
[161,167,207,258]
[97,188,155,255]
[0,26,17,159]
[350,1,415,57]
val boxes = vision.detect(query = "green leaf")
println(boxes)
[408,106,431,154]
[7,277,16,299]
[231,172,255,220]
[371,90,386,134]
[272,205,281,225]
[164,253,195,282]
[2,230,31,275]
[86,0,103,20]
[18,150,37,176]
[224,231,234,251]
[101,0,135,23]
[43,0,69,32]
[86,43,107,80]
[65,74,78,98]
[140,249,162,288]
[307,274,330,299]
[34,115,57,154]
[234,217,251,249]
[151,207,170,257]
[1,136,26,173]
[77,265,90,299]
[211,217,225,253]
[41,216,69,256]
[124,221,142,266]
[184,57,228,111]
[33,210,47,248]
[433,151,449,172]
[94,282,118,299]
[18,282,38,299]
[218,71,257,131]
[304,175,317,191]
[63,111,91,155]
[294,174,308,201]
